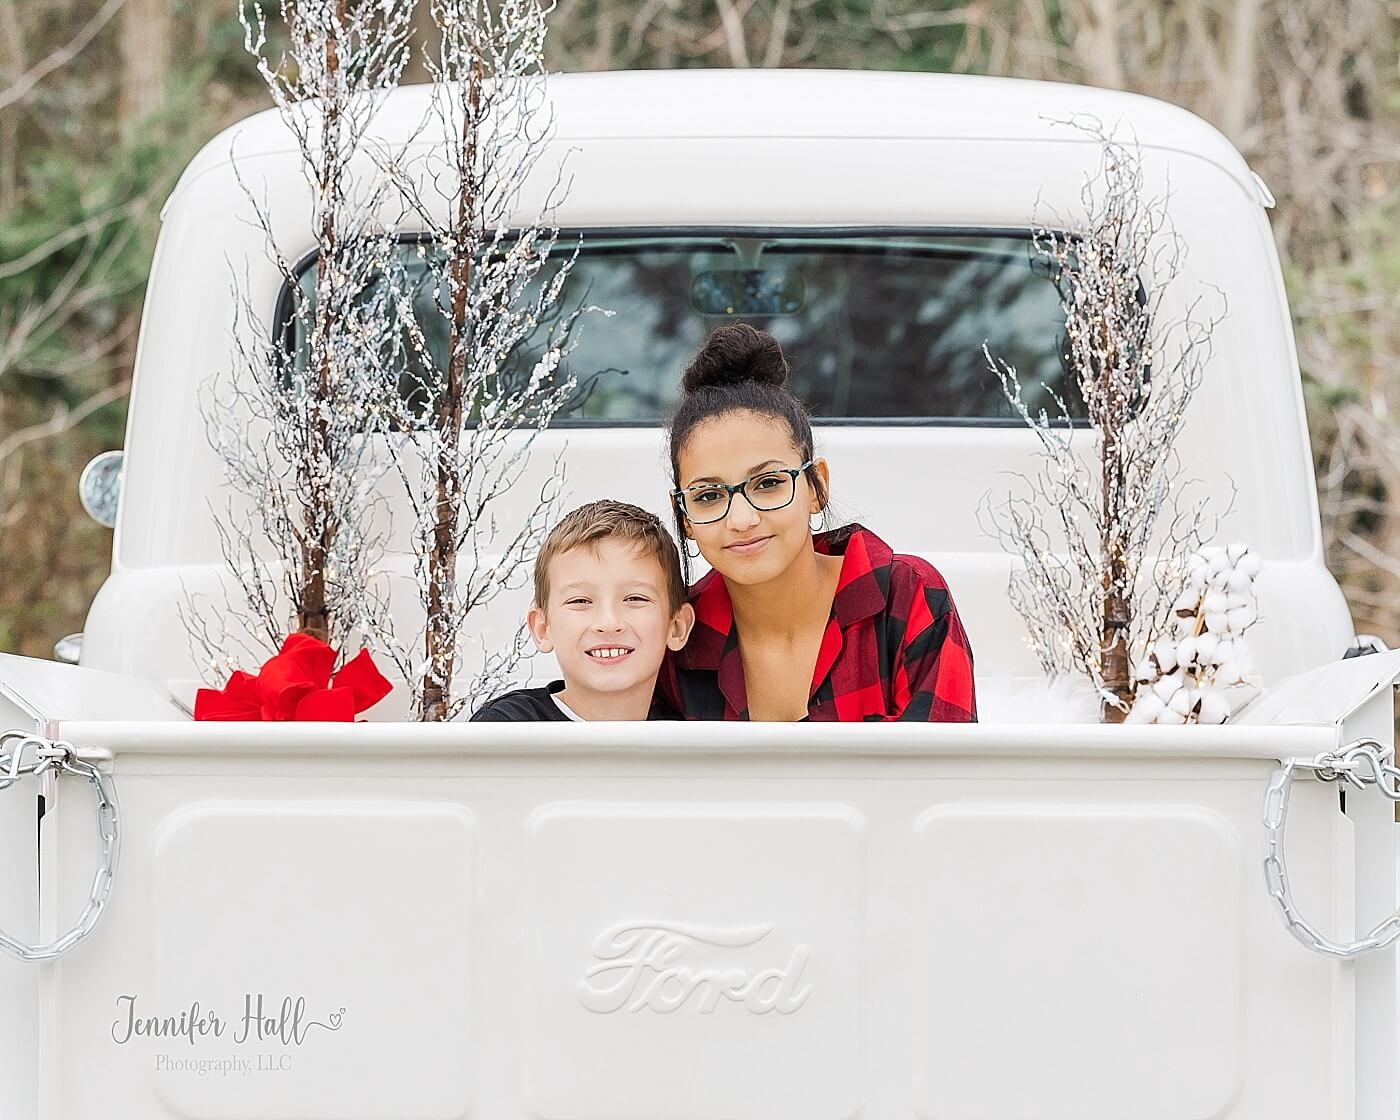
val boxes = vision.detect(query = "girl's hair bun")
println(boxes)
[681,323,790,394]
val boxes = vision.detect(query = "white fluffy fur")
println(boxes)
[976,675,1103,724]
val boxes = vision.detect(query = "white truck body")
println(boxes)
[1,71,1396,1120]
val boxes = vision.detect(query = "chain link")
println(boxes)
[1264,737,1400,959]
[0,730,119,963]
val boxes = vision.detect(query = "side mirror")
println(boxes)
[79,450,123,529]
[53,633,83,664]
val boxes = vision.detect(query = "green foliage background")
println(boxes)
[0,0,1395,657]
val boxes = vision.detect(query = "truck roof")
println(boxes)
[166,70,1263,218]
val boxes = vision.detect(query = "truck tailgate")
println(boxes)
[16,720,1390,1120]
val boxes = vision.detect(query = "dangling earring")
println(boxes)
[684,538,701,559]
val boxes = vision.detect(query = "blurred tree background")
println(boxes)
[0,0,1395,657]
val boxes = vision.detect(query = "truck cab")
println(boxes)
[78,69,1352,709]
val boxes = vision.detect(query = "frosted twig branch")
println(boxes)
[982,117,1225,720]
[183,0,415,678]
[372,0,590,720]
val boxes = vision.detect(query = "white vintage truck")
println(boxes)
[3,70,1400,1119]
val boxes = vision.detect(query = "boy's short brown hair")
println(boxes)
[534,500,687,614]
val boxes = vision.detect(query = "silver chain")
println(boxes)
[0,730,119,963]
[1264,737,1400,959]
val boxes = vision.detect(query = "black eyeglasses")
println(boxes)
[672,460,814,525]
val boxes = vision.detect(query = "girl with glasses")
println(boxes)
[657,323,977,723]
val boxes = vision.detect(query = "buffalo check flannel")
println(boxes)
[657,523,977,722]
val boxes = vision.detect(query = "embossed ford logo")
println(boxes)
[579,921,813,1015]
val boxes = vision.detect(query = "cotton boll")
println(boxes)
[1152,674,1181,704]
[1227,569,1254,595]
[1128,693,1166,723]
[1216,661,1244,686]
[1227,542,1250,565]
[1194,633,1219,664]
[1225,592,1254,612]
[1155,707,1187,725]
[1213,637,1236,664]
[1167,687,1195,716]
[1237,553,1263,579]
[1174,589,1201,614]
[1175,636,1198,667]
[1153,638,1178,674]
[1204,611,1230,634]
[1201,546,1227,566]
[1197,688,1230,725]
[1203,591,1230,615]
[1227,605,1257,633]
[1208,568,1231,591]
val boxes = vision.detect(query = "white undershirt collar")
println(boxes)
[551,692,584,721]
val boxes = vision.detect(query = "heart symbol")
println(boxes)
[328,1011,343,1030]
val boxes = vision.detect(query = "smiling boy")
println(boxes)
[470,501,695,721]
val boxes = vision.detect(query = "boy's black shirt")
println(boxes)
[469,679,682,722]
[470,680,572,722]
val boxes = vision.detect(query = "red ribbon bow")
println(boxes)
[194,634,392,722]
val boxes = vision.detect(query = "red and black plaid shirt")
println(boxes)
[657,523,977,722]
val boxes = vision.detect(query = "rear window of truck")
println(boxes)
[281,230,1082,424]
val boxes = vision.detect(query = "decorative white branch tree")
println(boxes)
[375,0,590,721]
[982,117,1225,721]
[184,0,415,679]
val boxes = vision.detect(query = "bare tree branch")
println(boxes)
[0,198,147,282]
[713,0,751,66]
[0,0,126,114]
[0,379,129,467]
